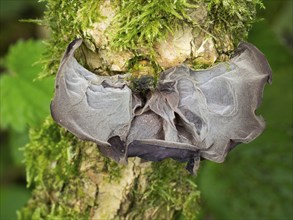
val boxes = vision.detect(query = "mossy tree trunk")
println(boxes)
[18,0,262,219]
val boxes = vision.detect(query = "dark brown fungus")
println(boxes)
[50,39,272,175]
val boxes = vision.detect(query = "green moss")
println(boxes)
[126,55,161,91]
[102,157,123,181]
[18,117,123,219]
[17,186,90,220]
[127,159,200,219]
[39,0,264,78]
[17,118,84,219]
[23,117,80,188]
[206,0,264,53]
[39,0,103,78]
[111,0,264,58]
[111,0,197,50]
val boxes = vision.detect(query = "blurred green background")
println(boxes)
[0,1,292,220]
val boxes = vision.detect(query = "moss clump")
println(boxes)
[23,117,80,188]
[39,0,103,77]
[102,157,123,181]
[111,0,197,50]
[39,0,264,78]
[147,160,200,219]
[18,117,123,219]
[17,186,90,220]
[122,160,200,219]
[206,0,264,53]
[110,0,264,60]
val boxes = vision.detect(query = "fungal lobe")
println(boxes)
[51,39,272,174]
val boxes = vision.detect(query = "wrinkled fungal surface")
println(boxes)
[51,39,272,174]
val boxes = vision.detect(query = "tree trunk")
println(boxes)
[18,0,262,219]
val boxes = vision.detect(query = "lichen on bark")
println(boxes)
[19,0,264,219]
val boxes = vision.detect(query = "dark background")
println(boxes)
[0,0,292,219]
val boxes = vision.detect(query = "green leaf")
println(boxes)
[0,40,54,132]
[9,129,29,165]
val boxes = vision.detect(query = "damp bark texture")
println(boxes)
[18,0,267,219]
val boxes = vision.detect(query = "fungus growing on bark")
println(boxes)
[51,39,272,175]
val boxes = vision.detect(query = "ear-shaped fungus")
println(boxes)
[51,39,272,174]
